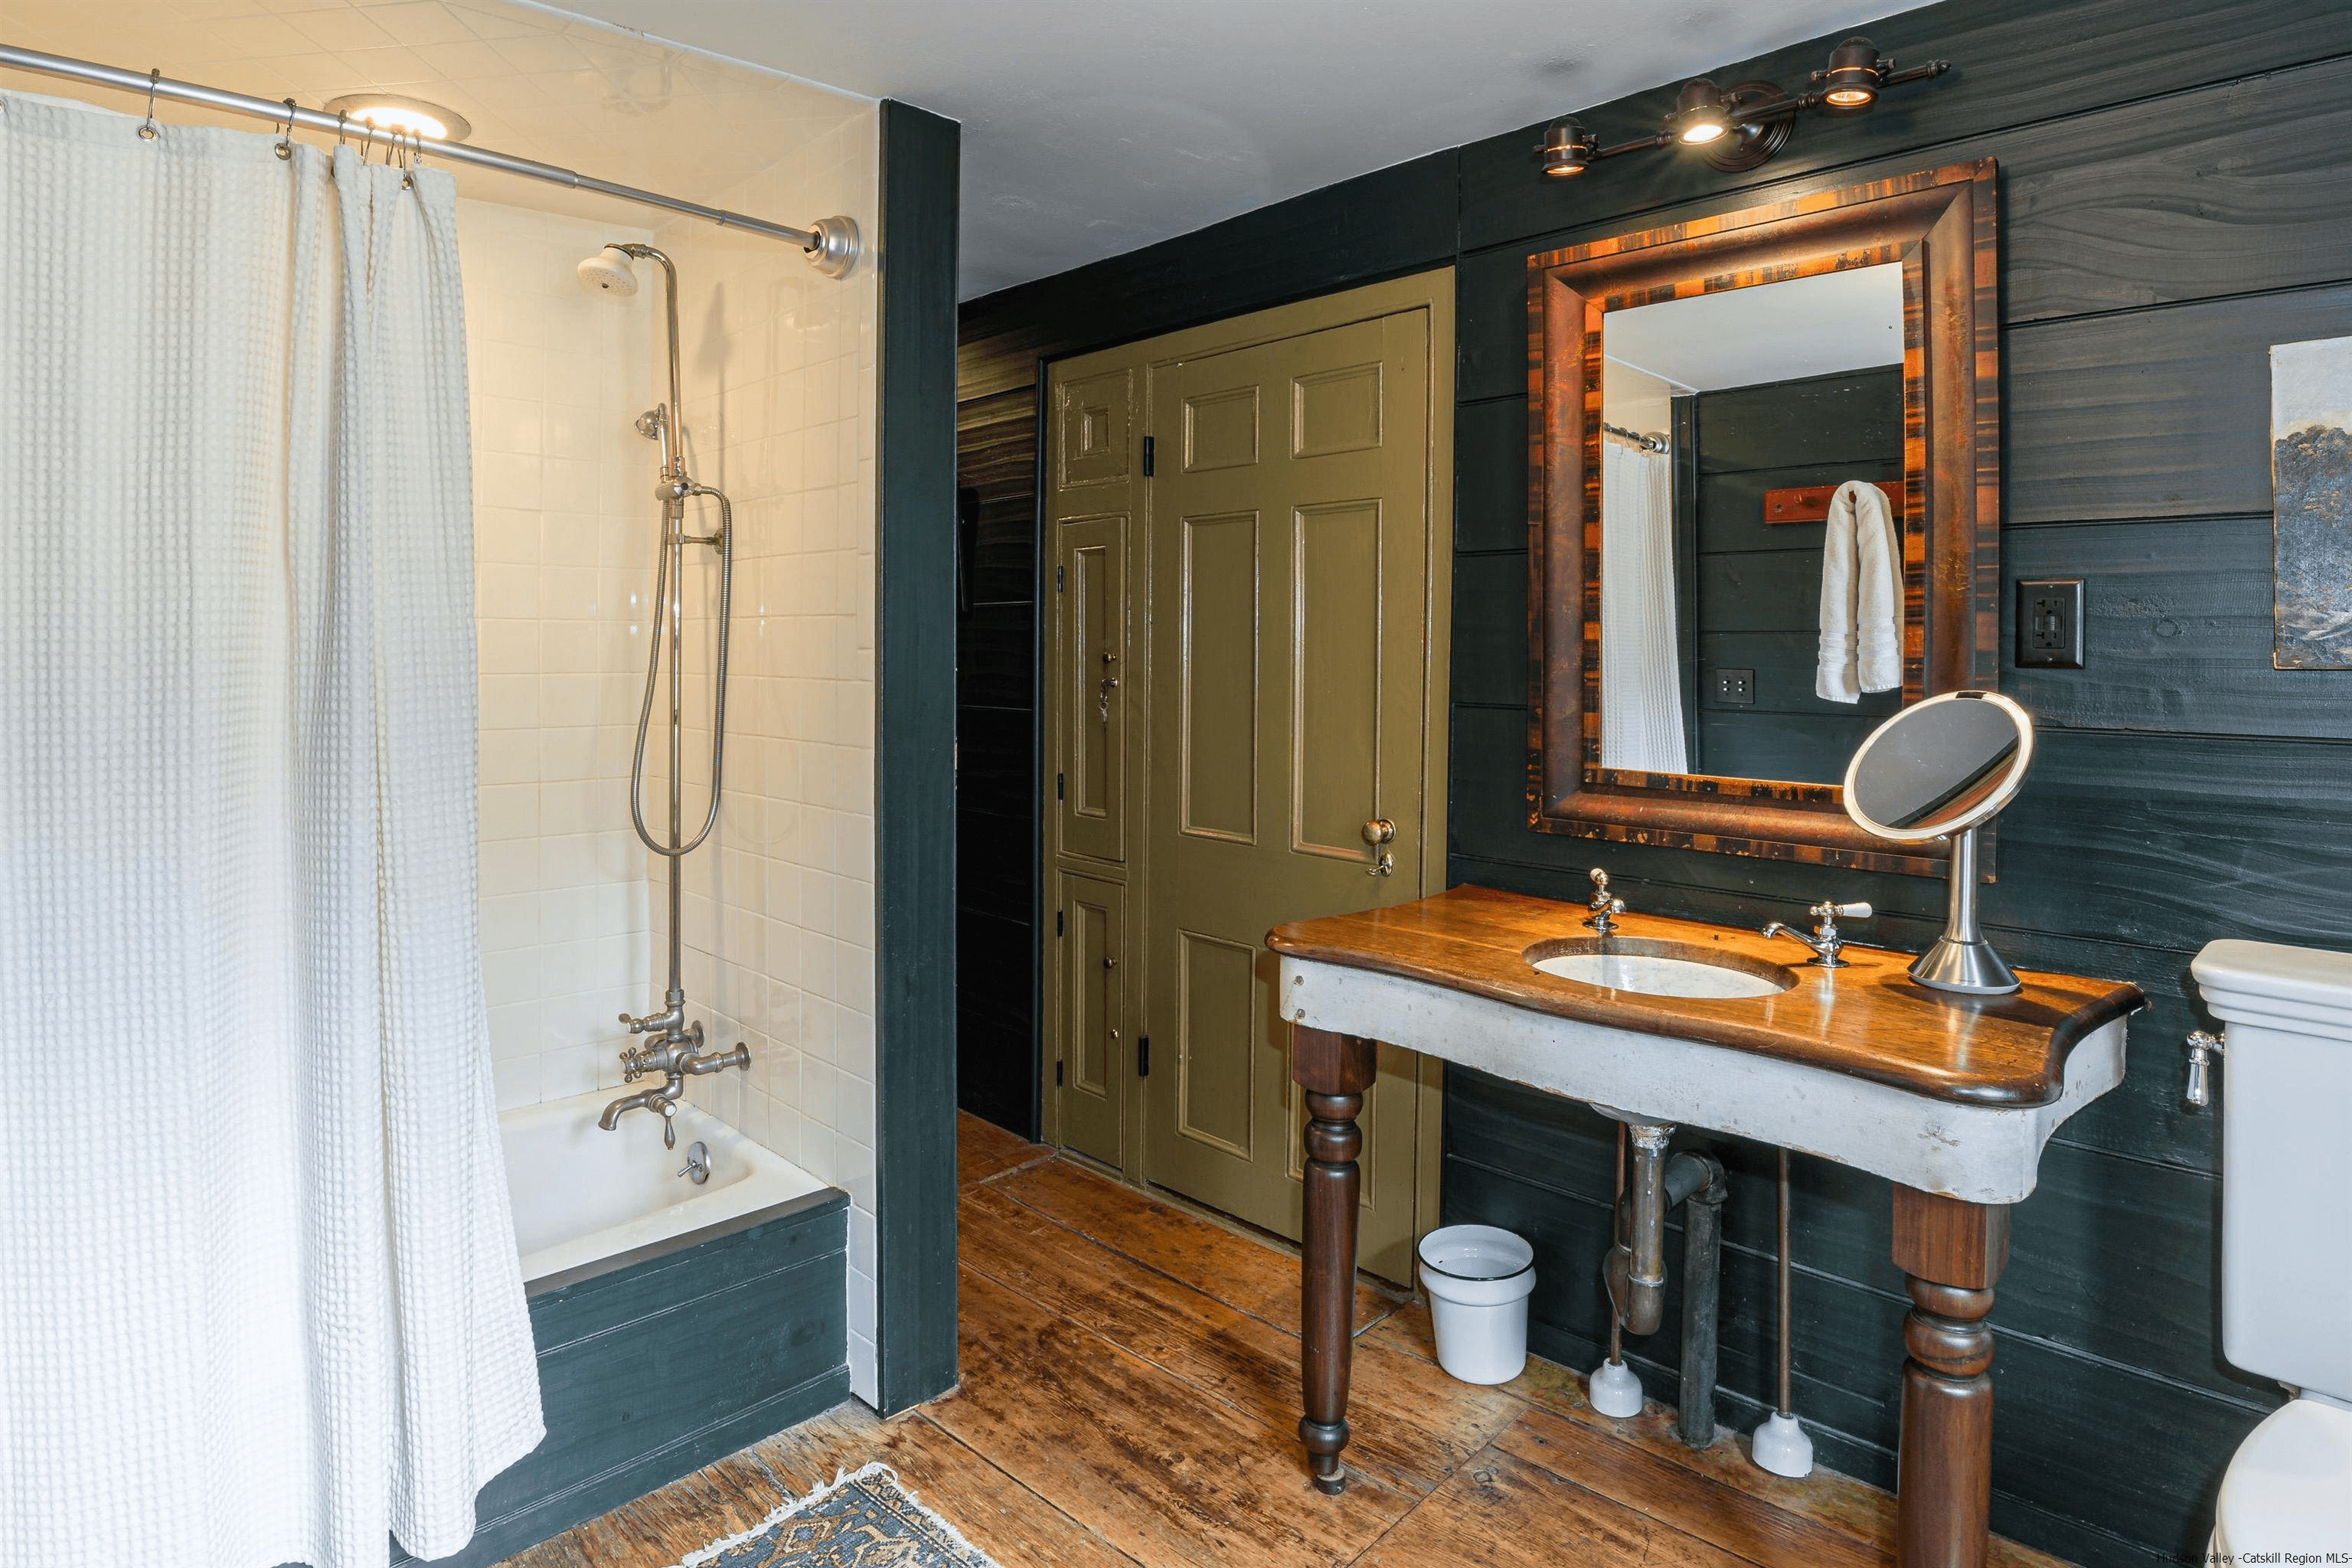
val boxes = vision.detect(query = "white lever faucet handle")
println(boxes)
[1828,901,1872,919]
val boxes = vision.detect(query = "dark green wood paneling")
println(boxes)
[876,100,962,1414]
[2005,283,2352,524]
[1697,632,1906,718]
[2001,517,2352,739]
[393,1199,850,1568]
[1694,711,1881,784]
[1455,394,1531,554]
[1697,462,1904,556]
[1693,370,1903,475]
[954,4,2352,1560]
[1694,551,1838,632]
[1450,552,1528,707]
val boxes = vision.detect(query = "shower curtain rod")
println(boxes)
[0,44,841,257]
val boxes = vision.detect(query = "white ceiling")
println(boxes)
[550,0,1903,299]
[1,1,872,231]
[1606,264,1905,392]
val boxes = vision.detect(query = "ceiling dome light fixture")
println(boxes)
[322,93,472,143]
[1537,117,1599,177]
[1530,37,1949,187]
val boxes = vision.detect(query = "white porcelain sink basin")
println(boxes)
[1525,939,1795,999]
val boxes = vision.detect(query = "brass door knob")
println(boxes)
[1361,818,1396,846]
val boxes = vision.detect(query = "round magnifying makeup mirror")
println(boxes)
[1843,690,2035,995]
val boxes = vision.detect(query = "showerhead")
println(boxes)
[577,244,640,298]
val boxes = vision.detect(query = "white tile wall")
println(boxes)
[651,111,884,1400]
[459,198,660,1114]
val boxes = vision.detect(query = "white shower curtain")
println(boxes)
[0,93,541,1566]
[1598,438,1689,773]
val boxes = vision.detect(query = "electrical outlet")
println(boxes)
[2016,578,2086,668]
[1713,667,1756,705]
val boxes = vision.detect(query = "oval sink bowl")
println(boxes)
[1522,937,1795,999]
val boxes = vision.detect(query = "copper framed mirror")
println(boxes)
[1525,158,2001,877]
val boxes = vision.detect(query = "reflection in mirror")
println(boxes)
[1598,264,1906,786]
[1844,691,2036,995]
[1847,694,2020,834]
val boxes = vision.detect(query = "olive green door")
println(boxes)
[1140,308,1434,1279]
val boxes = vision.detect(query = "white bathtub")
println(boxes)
[499,1088,830,1286]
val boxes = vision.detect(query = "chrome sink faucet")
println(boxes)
[600,1014,751,1148]
[1584,867,1627,937]
[1761,898,1875,969]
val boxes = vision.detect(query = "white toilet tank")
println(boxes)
[2190,939,2352,1401]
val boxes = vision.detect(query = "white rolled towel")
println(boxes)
[1816,480,1903,703]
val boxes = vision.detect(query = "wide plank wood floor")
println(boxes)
[498,1112,2070,1568]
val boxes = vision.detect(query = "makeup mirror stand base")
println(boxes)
[1910,825,2020,995]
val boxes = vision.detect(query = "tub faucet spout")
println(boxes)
[599,1075,684,1147]
[599,1025,750,1152]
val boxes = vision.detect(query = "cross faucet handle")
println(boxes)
[1585,867,1626,933]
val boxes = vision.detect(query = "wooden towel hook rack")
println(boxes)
[1762,482,1904,524]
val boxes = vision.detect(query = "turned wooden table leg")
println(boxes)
[1891,1184,2010,1568]
[1294,1025,1376,1495]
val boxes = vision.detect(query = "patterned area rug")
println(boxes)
[671,1464,999,1568]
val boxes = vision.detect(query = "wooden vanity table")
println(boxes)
[1272,885,2143,1568]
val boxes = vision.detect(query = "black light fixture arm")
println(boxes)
[1537,39,1951,181]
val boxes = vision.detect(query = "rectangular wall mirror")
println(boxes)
[1526,160,2001,875]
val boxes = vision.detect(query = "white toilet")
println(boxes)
[2190,939,2352,1560]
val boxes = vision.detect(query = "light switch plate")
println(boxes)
[1713,667,1756,704]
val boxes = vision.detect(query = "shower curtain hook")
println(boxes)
[137,67,161,141]
[333,109,348,148]
[274,98,296,160]
[400,130,416,188]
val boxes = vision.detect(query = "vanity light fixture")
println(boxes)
[1538,116,1599,177]
[1532,36,1948,181]
[322,93,472,143]
[1669,79,1730,145]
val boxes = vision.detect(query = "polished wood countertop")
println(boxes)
[1267,886,2144,1109]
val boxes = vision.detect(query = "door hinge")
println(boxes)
[1057,770,1065,801]
[1056,908,1064,936]
[1142,436,1155,477]
[1055,564,1064,593]
[1137,1035,1150,1076]
[1055,1059,1064,1087]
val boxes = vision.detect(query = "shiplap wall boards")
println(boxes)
[952,2,2352,1563]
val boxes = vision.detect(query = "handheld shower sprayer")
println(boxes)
[576,241,750,1140]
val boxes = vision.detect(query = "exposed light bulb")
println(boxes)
[353,105,447,141]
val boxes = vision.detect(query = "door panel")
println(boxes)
[1180,511,1259,844]
[1055,513,1125,863]
[1056,872,1125,1165]
[1293,499,1384,858]
[1174,931,1258,1158]
[1058,368,1133,490]
[1142,308,1433,1281]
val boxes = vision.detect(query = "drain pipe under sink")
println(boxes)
[1589,1112,1727,1447]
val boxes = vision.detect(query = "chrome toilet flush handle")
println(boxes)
[2184,1030,2225,1109]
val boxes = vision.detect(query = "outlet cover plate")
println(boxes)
[2016,578,2086,668]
